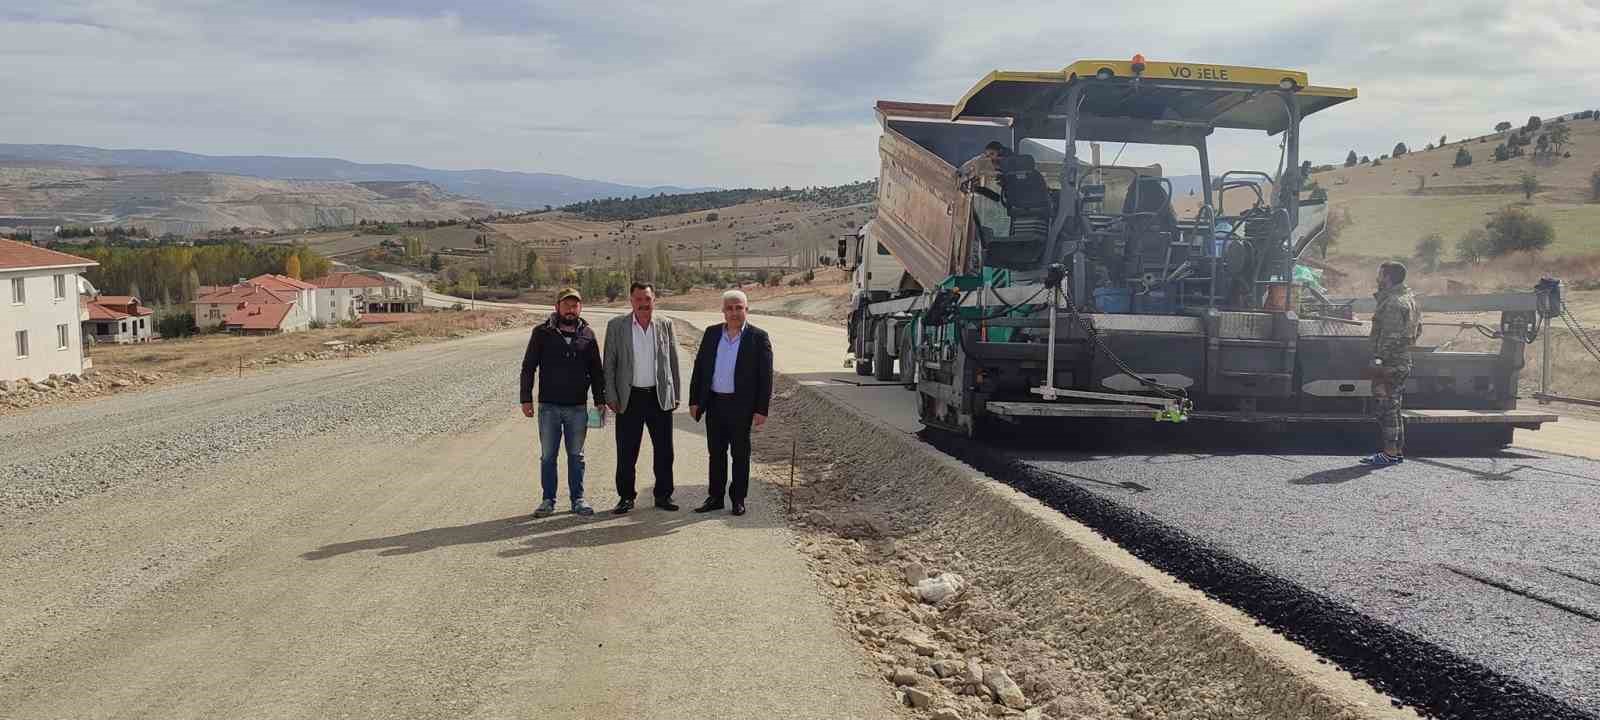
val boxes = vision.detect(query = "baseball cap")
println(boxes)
[557,287,582,302]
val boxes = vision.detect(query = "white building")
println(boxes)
[84,295,155,344]
[0,238,96,383]
[306,272,389,322]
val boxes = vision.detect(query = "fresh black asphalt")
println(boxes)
[926,424,1599,720]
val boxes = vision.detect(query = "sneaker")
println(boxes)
[572,499,595,516]
[1358,452,1404,466]
[533,499,557,517]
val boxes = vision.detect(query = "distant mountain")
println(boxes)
[0,144,711,210]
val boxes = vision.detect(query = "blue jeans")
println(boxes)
[537,403,588,503]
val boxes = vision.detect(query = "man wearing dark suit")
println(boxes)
[689,290,774,516]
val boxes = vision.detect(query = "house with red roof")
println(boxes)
[306,271,419,314]
[192,282,309,335]
[302,272,379,324]
[0,238,97,383]
[84,295,155,344]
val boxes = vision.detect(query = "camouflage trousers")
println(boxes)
[1373,365,1411,453]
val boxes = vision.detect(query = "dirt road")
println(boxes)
[0,324,894,720]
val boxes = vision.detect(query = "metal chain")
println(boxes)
[1557,298,1600,365]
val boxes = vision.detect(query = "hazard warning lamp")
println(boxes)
[1130,54,1147,76]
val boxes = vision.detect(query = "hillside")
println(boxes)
[1310,114,1600,260]
[0,163,493,236]
[0,144,710,210]
[487,196,872,272]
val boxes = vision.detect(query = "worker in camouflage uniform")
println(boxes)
[1360,261,1421,466]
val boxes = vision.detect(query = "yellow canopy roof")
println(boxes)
[951,59,1356,136]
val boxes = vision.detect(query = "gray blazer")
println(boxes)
[603,313,681,414]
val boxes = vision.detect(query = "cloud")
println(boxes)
[0,1,1596,189]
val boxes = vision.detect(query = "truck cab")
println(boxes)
[843,220,921,379]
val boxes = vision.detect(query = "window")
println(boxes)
[10,277,23,304]
[54,274,67,300]
[138,318,146,330]
[15,330,28,358]
[57,323,69,350]
[120,321,128,333]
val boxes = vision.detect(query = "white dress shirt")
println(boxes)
[631,314,657,388]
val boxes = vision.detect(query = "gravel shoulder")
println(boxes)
[0,326,896,720]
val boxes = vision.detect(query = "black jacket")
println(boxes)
[519,313,605,406]
[689,323,773,417]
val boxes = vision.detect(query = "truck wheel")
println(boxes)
[898,323,916,388]
[873,321,894,381]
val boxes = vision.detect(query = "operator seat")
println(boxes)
[1120,176,1180,275]
[982,154,1052,269]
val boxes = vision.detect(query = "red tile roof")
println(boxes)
[0,238,97,271]
[249,273,317,291]
[194,284,296,306]
[90,297,155,317]
[86,303,131,321]
[306,271,389,289]
[224,303,293,330]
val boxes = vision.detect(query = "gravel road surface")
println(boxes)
[0,323,895,720]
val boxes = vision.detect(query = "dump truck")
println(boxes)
[845,56,1558,444]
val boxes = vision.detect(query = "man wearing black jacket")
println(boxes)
[688,290,773,516]
[520,288,605,517]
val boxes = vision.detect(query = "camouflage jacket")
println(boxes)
[1370,283,1420,366]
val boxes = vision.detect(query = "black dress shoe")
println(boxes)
[731,502,747,516]
[655,499,680,511]
[612,499,635,515]
[693,499,724,513]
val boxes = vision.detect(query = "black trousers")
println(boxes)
[706,394,754,504]
[616,387,674,502]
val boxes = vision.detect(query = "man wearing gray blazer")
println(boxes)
[603,282,682,514]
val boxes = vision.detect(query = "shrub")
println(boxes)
[156,312,196,339]
[1484,206,1554,256]
[1393,142,1409,157]
[1456,228,1491,263]
[1414,233,1444,272]
[1495,121,1513,133]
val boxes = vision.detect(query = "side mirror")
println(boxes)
[1080,184,1106,204]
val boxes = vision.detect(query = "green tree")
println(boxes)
[1345,150,1358,167]
[1484,206,1554,255]
[1519,173,1540,200]
[1495,121,1513,133]
[1414,233,1444,272]
[1454,146,1473,167]
[1456,228,1491,263]
[1393,142,1409,157]
[1590,167,1600,203]
[1549,123,1571,153]
[1439,134,1447,147]
[429,252,443,271]
[1525,115,1542,132]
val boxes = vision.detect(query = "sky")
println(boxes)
[2,1,1597,189]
